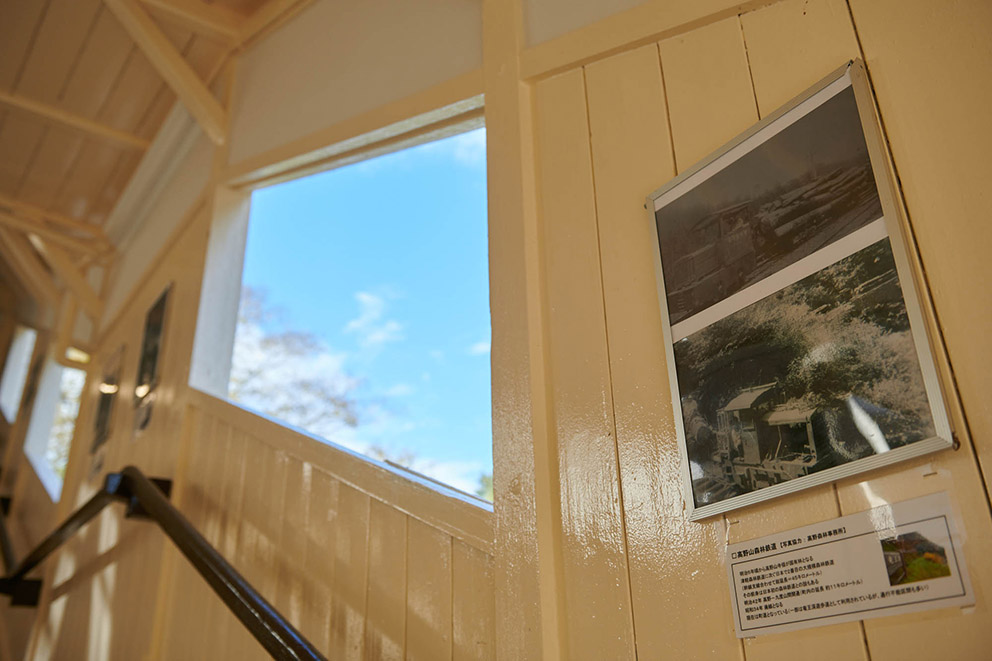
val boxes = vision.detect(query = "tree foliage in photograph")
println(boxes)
[676,240,933,453]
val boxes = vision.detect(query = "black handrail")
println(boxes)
[0,466,327,661]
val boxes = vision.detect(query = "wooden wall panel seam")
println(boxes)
[519,0,793,82]
[736,14,763,123]
[7,0,54,94]
[12,4,104,197]
[732,6,865,658]
[578,62,641,656]
[654,43,680,180]
[842,0,987,498]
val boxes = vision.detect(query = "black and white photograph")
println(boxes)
[649,64,952,518]
[92,346,123,453]
[655,85,882,326]
[674,239,935,507]
[134,285,170,408]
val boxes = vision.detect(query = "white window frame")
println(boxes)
[22,355,86,501]
[0,325,38,423]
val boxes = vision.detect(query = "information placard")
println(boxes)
[727,492,972,637]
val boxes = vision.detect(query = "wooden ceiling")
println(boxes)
[0,0,310,337]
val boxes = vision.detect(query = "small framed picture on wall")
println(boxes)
[92,345,124,453]
[133,284,172,434]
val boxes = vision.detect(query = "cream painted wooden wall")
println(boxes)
[502,0,992,658]
[3,0,990,660]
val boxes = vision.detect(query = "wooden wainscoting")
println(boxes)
[152,389,495,661]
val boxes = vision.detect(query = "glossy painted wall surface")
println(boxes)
[509,0,992,658]
[3,0,990,659]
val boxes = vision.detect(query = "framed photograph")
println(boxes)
[92,345,124,453]
[134,284,172,432]
[647,60,953,520]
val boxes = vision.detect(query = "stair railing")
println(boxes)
[0,465,326,661]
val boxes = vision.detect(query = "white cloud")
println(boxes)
[344,292,404,349]
[450,128,486,168]
[384,383,414,397]
[413,127,487,169]
[468,340,490,355]
[345,292,383,332]
[407,458,487,495]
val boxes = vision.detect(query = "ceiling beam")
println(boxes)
[104,0,227,145]
[53,294,77,362]
[0,211,105,257]
[0,260,30,312]
[139,0,244,43]
[0,193,111,244]
[0,227,62,309]
[0,91,150,151]
[28,235,104,319]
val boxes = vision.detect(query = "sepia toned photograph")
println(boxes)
[674,239,936,507]
[655,85,882,325]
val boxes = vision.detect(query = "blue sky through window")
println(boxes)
[234,127,491,497]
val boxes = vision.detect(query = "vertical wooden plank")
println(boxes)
[406,519,452,661]
[331,483,370,661]
[365,501,408,661]
[160,415,215,661]
[584,43,741,659]
[213,426,250,659]
[659,10,865,660]
[847,0,992,497]
[228,434,281,661]
[740,0,861,116]
[146,404,199,661]
[452,541,495,661]
[483,0,563,656]
[275,456,310,630]
[257,442,289,600]
[837,1,992,654]
[533,67,636,660]
[659,15,759,170]
[198,421,235,661]
[302,469,338,654]
[732,3,870,659]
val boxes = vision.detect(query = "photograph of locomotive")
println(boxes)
[655,85,881,326]
[650,64,953,517]
[675,239,936,506]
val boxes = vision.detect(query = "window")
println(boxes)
[0,325,37,422]
[23,357,86,501]
[229,127,492,500]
